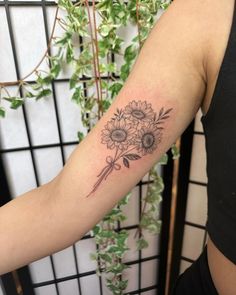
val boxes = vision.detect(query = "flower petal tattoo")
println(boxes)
[86,100,173,197]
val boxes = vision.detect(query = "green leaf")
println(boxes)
[91,224,102,236]
[100,230,115,239]
[124,45,137,63]
[101,99,111,112]
[72,86,83,104]
[42,75,53,85]
[10,97,24,109]
[51,63,61,79]
[109,82,123,98]
[25,91,35,98]
[146,220,162,234]
[120,63,130,81]
[99,63,107,74]
[69,73,78,89]
[159,153,168,165]
[66,44,74,63]
[89,252,98,261]
[36,75,44,85]
[171,144,180,159]
[77,131,84,142]
[98,40,109,58]
[99,24,112,37]
[107,62,116,73]
[145,191,162,204]
[36,89,52,100]
[55,31,72,46]
[136,238,149,250]
[32,83,42,91]
[112,37,124,53]
[99,253,113,263]
[101,80,108,89]
[118,192,131,206]
[0,107,6,118]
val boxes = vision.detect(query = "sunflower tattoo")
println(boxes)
[86,100,173,197]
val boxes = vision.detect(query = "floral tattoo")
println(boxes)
[86,100,173,197]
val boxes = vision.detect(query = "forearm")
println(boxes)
[0,184,54,274]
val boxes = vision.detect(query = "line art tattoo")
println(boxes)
[86,100,173,197]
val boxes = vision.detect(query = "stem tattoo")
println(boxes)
[86,100,173,197]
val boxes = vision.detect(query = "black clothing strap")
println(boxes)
[201,0,236,264]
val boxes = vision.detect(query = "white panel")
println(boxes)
[80,275,100,295]
[141,259,158,289]
[185,183,207,226]
[181,225,205,260]
[0,279,5,295]
[0,8,16,82]
[58,279,80,295]
[122,263,139,293]
[179,259,192,275]
[24,96,59,146]
[29,256,55,284]
[52,246,77,279]
[2,151,37,198]
[189,134,207,183]
[10,7,48,80]
[0,87,29,149]
[142,231,160,258]
[55,82,87,142]
[123,229,139,263]
[75,238,97,273]
[63,144,77,162]
[142,290,156,295]
[34,148,63,185]
[120,186,139,227]
[194,109,204,133]
[34,285,58,295]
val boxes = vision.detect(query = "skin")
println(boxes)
[0,0,235,293]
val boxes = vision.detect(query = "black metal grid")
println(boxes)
[169,117,208,292]
[0,1,175,294]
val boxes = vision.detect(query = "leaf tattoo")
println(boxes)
[86,100,173,197]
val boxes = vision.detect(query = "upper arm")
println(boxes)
[51,0,208,237]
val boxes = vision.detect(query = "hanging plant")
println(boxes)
[0,0,179,294]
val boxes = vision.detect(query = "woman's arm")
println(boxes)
[0,0,208,274]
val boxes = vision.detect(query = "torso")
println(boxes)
[200,0,236,294]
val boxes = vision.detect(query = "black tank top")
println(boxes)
[201,0,236,264]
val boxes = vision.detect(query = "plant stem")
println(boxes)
[0,6,59,86]
[84,0,102,119]
[136,0,142,48]
[92,0,103,118]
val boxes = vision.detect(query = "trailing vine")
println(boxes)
[0,0,178,294]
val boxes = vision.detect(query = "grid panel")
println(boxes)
[179,110,208,274]
[0,1,168,294]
